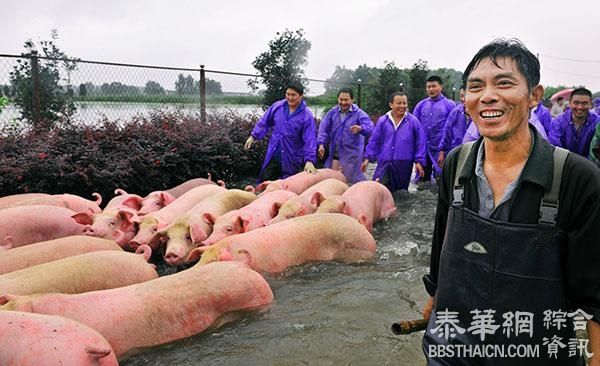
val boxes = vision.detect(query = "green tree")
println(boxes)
[205,79,223,95]
[431,68,463,101]
[249,29,311,107]
[324,66,356,95]
[145,80,165,95]
[543,85,569,100]
[9,29,78,127]
[78,83,87,97]
[175,74,197,95]
[407,59,429,112]
[368,61,408,115]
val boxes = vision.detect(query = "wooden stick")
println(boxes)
[391,318,428,335]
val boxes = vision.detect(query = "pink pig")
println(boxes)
[0,311,118,366]
[0,205,87,251]
[0,193,51,209]
[0,246,157,296]
[202,189,298,246]
[0,236,121,275]
[251,168,347,195]
[317,180,396,231]
[190,213,376,273]
[0,261,274,358]
[155,189,256,266]
[3,193,102,214]
[129,184,226,250]
[268,178,349,224]
[71,207,139,249]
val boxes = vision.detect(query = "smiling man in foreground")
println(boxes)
[422,39,600,365]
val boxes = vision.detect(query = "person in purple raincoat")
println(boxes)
[533,100,552,133]
[317,88,373,184]
[362,92,426,192]
[593,97,600,115]
[244,84,317,182]
[437,87,472,167]
[412,75,455,183]
[548,87,600,158]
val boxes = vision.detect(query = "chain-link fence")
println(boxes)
[0,53,383,127]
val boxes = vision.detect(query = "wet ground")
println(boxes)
[122,166,436,365]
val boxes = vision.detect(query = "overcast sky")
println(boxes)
[2,0,599,93]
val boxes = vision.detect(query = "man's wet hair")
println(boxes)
[462,38,540,92]
[426,75,443,85]
[338,88,354,99]
[570,87,592,100]
[388,91,407,104]
[287,83,304,95]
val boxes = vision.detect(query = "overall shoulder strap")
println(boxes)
[539,147,569,225]
[452,141,476,206]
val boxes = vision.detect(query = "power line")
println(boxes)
[540,54,600,64]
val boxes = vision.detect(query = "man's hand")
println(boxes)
[318,145,326,159]
[437,151,445,168]
[244,136,255,150]
[415,162,425,178]
[422,297,434,321]
[304,161,317,174]
[361,159,369,173]
[350,125,362,134]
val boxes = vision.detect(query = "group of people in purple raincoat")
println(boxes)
[245,80,599,194]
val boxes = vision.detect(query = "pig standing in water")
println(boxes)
[0,236,121,275]
[314,180,396,231]
[268,178,349,224]
[0,205,87,250]
[2,193,103,214]
[156,189,256,266]
[202,189,298,246]
[0,261,274,358]
[250,168,347,195]
[0,246,157,296]
[189,213,376,273]
[129,184,226,250]
[0,311,118,366]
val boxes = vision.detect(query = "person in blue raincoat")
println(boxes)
[317,88,373,184]
[362,92,425,192]
[548,87,599,158]
[437,87,472,167]
[244,84,317,182]
[413,76,455,183]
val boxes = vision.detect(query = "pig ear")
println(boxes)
[114,188,128,196]
[160,192,176,206]
[311,192,326,207]
[357,213,372,232]
[270,202,282,218]
[217,180,226,188]
[236,215,251,233]
[187,245,210,263]
[71,212,94,225]
[0,294,19,306]
[121,196,143,211]
[202,213,217,226]
[244,185,256,193]
[190,223,208,245]
[255,181,270,193]
[281,182,289,190]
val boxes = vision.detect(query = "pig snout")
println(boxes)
[164,246,187,266]
[82,225,95,236]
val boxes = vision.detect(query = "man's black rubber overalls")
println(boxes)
[423,142,584,365]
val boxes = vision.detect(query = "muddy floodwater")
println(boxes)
[122,173,436,366]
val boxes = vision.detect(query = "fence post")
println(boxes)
[30,50,42,123]
[357,79,362,108]
[199,65,206,123]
